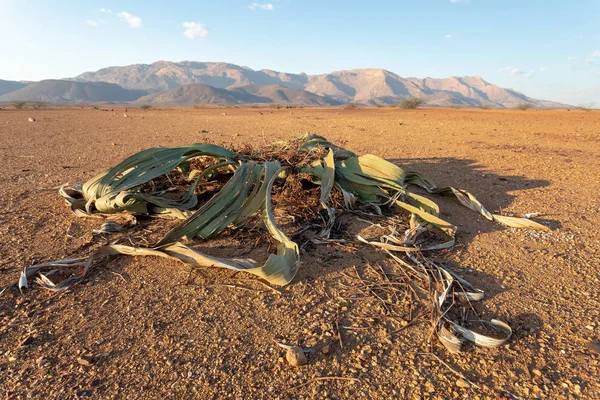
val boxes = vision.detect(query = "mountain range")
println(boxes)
[0,61,567,108]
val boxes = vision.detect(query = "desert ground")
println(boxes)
[0,106,598,399]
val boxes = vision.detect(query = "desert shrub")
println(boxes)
[514,102,534,111]
[11,101,26,109]
[480,102,493,110]
[139,104,152,110]
[30,102,44,109]
[344,103,358,109]
[18,134,549,357]
[579,103,596,112]
[399,97,425,109]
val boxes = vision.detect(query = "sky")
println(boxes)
[1,0,599,104]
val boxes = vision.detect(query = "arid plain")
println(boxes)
[0,106,598,399]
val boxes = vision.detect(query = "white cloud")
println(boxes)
[249,3,274,10]
[499,66,522,76]
[100,9,142,28]
[182,22,209,39]
[444,34,452,39]
[86,19,99,27]
[450,0,470,3]
[572,34,583,40]
[567,56,577,61]
[117,12,142,28]
[498,66,535,78]
[540,66,549,71]
[584,58,595,66]
[591,50,600,57]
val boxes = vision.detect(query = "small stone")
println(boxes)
[123,113,128,118]
[77,356,92,366]
[321,345,330,355]
[573,385,581,394]
[285,346,307,367]
[532,369,542,377]
[586,341,600,354]
[76,390,92,398]
[28,117,35,122]
[8,356,17,362]
[37,357,49,367]
[455,379,470,388]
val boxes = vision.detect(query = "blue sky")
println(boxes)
[1,0,599,104]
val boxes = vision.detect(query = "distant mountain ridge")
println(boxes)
[74,61,565,108]
[0,61,568,108]
[0,79,28,96]
[0,80,147,103]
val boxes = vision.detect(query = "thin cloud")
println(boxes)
[117,12,142,28]
[584,59,595,66]
[100,9,142,28]
[567,56,577,61]
[444,34,452,39]
[540,66,549,71]
[450,0,470,3]
[182,22,209,39]
[499,66,522,76]
[572,34,583,40]
[249,3,274,10]
[86,20,99,27]
[591,50,600,57]
[498,66,535,78]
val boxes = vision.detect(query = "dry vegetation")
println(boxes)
[0,107,598,399]
[399,97,425,109]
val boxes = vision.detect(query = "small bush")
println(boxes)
[139,104,152,110]
[399,97,425,109]
[514,102,534,111]
[344,103,358,109]
[579,102,596,112]
[11,101,26,109]
[480,102,493,110]
[30,102,44,109]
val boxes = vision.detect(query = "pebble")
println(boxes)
[28,117,35,122]
[76,390,92,398]
[285,346,307,367]
[586,341,600,354]
[532,368,542,377]
[455,379,470,388]
[37,357,49,367]
[321,345,330,355]
[77,356,92,366]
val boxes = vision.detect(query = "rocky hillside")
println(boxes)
[0,80,147,103]
[135,83,338,106]
[74,61,565,108]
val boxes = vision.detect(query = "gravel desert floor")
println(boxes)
[0,106,599,399]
